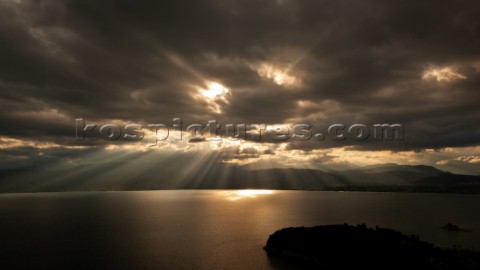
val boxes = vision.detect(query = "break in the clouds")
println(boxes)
[0,0,479,174]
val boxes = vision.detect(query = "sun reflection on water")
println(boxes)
[221,189,274,201]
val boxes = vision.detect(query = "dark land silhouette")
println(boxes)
[1,164,480,194]
[265,224,480,269]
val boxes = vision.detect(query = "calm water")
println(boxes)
[0,190,479,269]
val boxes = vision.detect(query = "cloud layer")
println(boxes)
[1,0,479,173]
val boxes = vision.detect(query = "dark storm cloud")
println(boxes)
[0,0,479,151]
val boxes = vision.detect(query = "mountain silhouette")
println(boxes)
[0,164,479,193]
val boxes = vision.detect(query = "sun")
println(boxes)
[197,82,231,113]
[199,82,230,100]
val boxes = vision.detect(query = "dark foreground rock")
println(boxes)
[264,224,480,269]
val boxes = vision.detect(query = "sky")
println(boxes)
[0,0,479,175]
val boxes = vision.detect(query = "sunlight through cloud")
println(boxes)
[422,66,466,82]
[197,82,231,113]
[256,63,298,87]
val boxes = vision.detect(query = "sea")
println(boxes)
[0,190,479,269]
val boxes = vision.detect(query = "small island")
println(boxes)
[265,224,479,269]
[442,223,472,232]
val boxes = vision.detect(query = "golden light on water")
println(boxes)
[222,189,274,201]
[236,189,273,196]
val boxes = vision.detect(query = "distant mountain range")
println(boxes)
[0,164,479,194]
